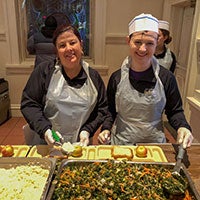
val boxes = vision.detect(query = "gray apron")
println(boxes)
[157,47,173,70]
[23,60,97,145]
[111,56,166,145]
[44,60,97,143]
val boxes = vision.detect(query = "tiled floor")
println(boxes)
[0,117,176,145]
[0,117,26,145]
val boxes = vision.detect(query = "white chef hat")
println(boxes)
[158,20,169,31]
[129,13,159,35]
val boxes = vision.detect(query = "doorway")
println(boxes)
[170,1,195,106]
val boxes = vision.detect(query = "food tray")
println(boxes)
[0,157,56,200]
[27,145,167,162]
[27,145,90,159]
[27,145,51,157]
[47,160,200,200]
[0,145,30,157]
[92,145,168,162]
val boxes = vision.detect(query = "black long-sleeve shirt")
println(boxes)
[102,64,191,133]
[21,60,108,139]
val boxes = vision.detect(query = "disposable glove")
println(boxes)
[44,129,64,145]
[98,130,111,144]
[177,127,194,148]
[79,131,90,146]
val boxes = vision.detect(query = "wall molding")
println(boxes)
[0,31,6,41]
[10,104,23,117]
[171,0,193,7]
[187,96,200,112]
[6,63,108,76]
[92,65,109,76]
[6,64,34,75]
[106,34,127,45]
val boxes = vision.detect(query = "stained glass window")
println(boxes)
[25,0,90,56]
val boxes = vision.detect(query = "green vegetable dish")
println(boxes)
[52,160,195,200]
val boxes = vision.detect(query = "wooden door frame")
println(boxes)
[162,0,196,109]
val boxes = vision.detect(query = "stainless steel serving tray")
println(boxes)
[47,159,200,200]
[0,157,57,200]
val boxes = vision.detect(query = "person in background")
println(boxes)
[154,20,176,73]
[27,13,71,67]
[98,13,193,149]
[21,24,107,146]
[27,14,58,66]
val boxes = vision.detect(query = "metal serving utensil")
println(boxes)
[173,143,185,175]
[158,144,187,196]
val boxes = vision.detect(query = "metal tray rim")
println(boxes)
[47,159,200,200]
[0,157,57,200]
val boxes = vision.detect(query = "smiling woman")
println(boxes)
[53,25,84,78]
[98,13,194,148]
[20,24,108,147]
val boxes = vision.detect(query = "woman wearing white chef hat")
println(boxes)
[154,20,177,73]
[98,13,193,149]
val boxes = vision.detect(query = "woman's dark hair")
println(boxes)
[53,24,82,45]
[160,29,172,44]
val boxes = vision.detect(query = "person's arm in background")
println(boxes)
[27,35,36,55]
[20,61,55,139]
[169,51,176,73]
[98,70,121,144]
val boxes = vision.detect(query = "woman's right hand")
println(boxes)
[44,129,64,145]
[98,130,111,144]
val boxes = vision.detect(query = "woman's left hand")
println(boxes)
[177,127,194,148]
[98,130,111,144]
[79,131,90,146]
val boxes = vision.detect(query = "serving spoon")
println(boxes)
[173,143,185,175]
[162,143,187,196]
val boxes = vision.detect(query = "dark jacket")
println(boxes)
[27,31,56,67]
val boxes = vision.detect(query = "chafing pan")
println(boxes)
[47,159,200,200]
[0,157,56,200]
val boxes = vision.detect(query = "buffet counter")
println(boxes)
[0,143,200,198]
